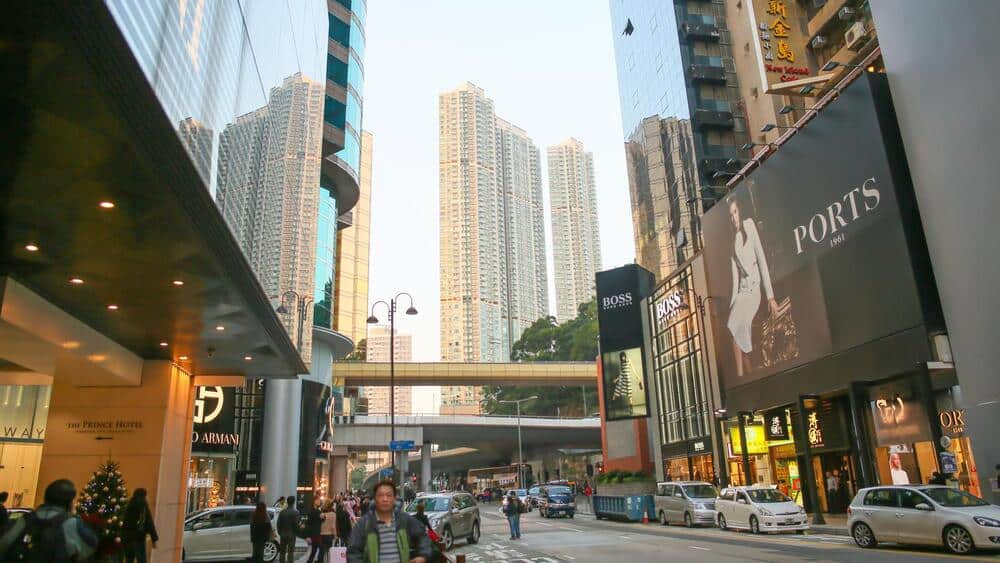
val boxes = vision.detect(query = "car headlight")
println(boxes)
[569,502,576,508]
[974,516,1000,527]
[798,507,806,515]
[758,507,773,517]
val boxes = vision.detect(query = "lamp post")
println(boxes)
[367,292,417,481]
[499,396,537,488]
[276,290,314,350]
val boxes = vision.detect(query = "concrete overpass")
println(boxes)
[335,361,597,386]
[330,414,600,492]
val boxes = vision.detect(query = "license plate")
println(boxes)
[785,518,795,524]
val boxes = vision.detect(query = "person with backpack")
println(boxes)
[121,488,158,563]
[250,502,275,563]
[276,494,300,563]
[502,490,522,540]
[0,479,98,562]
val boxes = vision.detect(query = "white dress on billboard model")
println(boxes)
[726,200,778,378]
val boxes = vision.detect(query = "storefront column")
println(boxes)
[917,365,947,466]
[737,413,752,485]
[330,447,348,495]
[37,360,194,563]
[848,382,876,489]
[795,396,825,526]
[261,378,302,503]
[421,442,432,492]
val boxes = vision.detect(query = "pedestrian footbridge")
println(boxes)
[335,361,596,386]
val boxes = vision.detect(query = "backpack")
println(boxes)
[2,511,72,562]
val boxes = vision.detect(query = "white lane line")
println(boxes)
[561,556,576,560]
[689,546,710,551]
[619,535,632,540]
[535,521,554,527]
[556,526,583,533]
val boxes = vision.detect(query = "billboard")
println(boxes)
[703,75,931,392]
[596,264,655,421]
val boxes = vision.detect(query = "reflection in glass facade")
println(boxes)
[610,0,747,280]
[314,186,338,329]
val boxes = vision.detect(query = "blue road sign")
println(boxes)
[389,440,415,451]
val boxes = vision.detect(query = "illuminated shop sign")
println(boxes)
[193,386,237,453]
[194,386,225,424]
[748,0,814,90]
[764,408,791,442]
[869,391,931,447]
[806,410,824,448]
[729,425,768,455]
[939,409,965,437]
[654,290,687,325]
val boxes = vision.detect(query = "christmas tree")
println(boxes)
[78,460,129,555]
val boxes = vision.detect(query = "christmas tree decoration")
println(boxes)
[78,459,128,556]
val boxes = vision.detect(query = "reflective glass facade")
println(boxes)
[326,1,366,177]
[314,186,338,329]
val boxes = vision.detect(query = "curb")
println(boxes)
[808,525,850,537]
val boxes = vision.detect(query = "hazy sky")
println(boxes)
[363,0,634,367]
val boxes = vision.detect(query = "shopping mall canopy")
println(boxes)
[0,7,306,384]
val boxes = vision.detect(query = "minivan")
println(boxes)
[654,481,719,527]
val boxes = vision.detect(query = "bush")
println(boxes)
[596,470,654,484]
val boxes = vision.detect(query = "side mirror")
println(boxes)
[737,498,747,505]
[915,503,933,511]
[451,507,460,514]
[192,521,210,531]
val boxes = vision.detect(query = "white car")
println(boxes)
[716,486,809,534]
[182,506,307,562]
[848,485,1000,555]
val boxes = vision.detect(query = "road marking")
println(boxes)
[556,526,583,533]
[561,555,575,560]
[688,546,710,551]
[535,521,553,527]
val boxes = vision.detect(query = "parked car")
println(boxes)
[407,491,481,551]
[538,485,576,519]
[182,506,307,562]
[527,485,541,508]
[716,486,808,535]
[848,485,1000,555]
[654,481,719,527]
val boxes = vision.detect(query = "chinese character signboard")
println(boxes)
[749,0,813,91]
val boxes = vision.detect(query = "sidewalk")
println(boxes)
[806,513,849,536]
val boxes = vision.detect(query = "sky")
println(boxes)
[363,0,634,377]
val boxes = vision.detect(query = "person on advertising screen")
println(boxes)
[726,199,780,378]
[889,452,911,485]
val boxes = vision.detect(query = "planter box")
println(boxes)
[595,481,655,497]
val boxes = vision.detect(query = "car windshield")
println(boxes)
[920,487,989,507]
[547,486,572,495]
[683,485,718,499]
[511,489,527,496]
[529,487,540,494]
[747,489,791,503]
[408,497,450,512]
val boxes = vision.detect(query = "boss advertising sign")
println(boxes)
[596,264,655,421]
[702,74,934,392]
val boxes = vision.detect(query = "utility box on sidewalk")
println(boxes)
[593,494,655,522]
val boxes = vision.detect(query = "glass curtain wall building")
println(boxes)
[610,0,748,280]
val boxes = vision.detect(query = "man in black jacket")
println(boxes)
[347,480,430,563]
[276,495,300,563]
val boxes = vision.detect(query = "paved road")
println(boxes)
[446,504,1000,562]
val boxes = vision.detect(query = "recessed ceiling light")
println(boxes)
[25,243,39,252]
[99,201,115,209]
[244,355,253,361]
[107,304,119,310]
[69,277,84,285]
[159,342,168,347]
[172,280,184,286]
[215,325,225,331]
[178,355,189,361]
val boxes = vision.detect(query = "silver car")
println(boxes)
[182,506,307,562]
[407,492,481,551]
[654,481,719,527]
[848,485,1000,555]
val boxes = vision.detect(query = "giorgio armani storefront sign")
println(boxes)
[702,74,940,395]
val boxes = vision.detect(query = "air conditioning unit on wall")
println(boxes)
[810,35,827,50]
[845,21,868,51]
[838,6,856,21]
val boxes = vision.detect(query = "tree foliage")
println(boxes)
[343,338,368,362]
[482,299,599,417]
[78,459,128,554]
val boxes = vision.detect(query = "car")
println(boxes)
[848,485,1000,555]
[537,485,576,519]
[527,485,541,508]
[406,491,481,551]
[182,506,307,562]
[716,486,808,534]
[654,481,719,527]
[505,488,531,511]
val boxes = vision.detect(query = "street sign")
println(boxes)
[389,440,415,451]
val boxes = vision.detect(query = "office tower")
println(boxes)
[334,130,374,346]
[496,118,549,345]
[178,117,214,185]
[365,325,413,416]
[610,0,748,280]
[548,138,602,322]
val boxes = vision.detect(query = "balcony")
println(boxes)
[683,19,720,42]
[692,109,734,130]
[689,64,726,84]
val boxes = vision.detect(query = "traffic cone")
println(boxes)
[642,511,649,525]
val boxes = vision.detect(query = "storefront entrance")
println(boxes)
[811,452,856,513]
[187,455,235,513]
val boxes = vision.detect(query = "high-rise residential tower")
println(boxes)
[334,130,374,346]
[548,138,602,322]
[439,83,549,414]
[365,325,413,415]
[610,0,748,280]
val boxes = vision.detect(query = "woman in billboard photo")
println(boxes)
[727,199,779,378]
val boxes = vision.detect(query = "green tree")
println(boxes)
[344,338,368,362]
[483,299,599,417]
[77,460,128,555]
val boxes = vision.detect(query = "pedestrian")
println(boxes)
[0,479,98,561]
[274,496,287,509]
[502,490,522,540]
[122,488,159,563]
[0,491,9,533]
[250,501,275,563]
[305,498,324,563]
[583,483,592,498]
[825,471,838,513]
[929,471,947,485]
[346,480,430,563]
[335,500,352,545]
[320,500,337,562]
[276,495,301,563]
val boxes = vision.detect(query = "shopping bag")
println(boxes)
[329,546,347,563]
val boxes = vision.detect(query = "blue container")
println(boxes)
[593,494,656,522]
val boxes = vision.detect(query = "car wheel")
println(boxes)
[944,525,975,555]
[659,510,668,526]
[718,514,727,530]
[684,512,694,528]
[468,521,480,544]
[263,540,279,562]
[442,526,454,551]
[750,516,760,535]
[569,513,574,519]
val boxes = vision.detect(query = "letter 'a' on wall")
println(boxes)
[595,264,655,421]
[701,74,942,392]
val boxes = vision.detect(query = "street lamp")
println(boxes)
[368,292,418,480]
[499,396,537,488]
[276,290,313,350]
